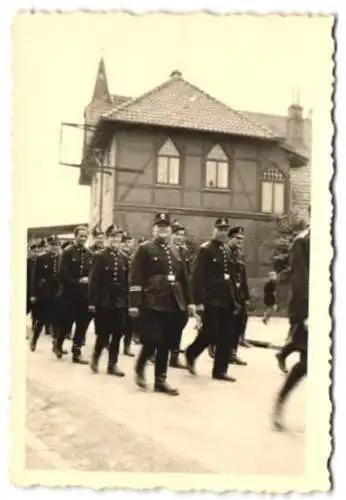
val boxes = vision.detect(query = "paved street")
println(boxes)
[26,317,306,475]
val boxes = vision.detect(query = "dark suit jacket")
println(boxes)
[129,239,191,312]
[191,240,239,309]
[88,247,129,309]
[288,228,310,323]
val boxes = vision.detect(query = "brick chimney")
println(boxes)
[286,102,305,151]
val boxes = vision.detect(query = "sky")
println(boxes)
[12,13,333,228]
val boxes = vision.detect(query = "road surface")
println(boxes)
[26,317,306,474]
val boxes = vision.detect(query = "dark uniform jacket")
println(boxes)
[88,247,129,309]
[121,247,134,265]
[176,244,191,275]
[229,247,250,306]
[27,255,37,312]
[59,244,94,300]
[89,243,104,254]
[288,228,310,324]
[31,252,61,301]
[191,240,240,309]
[129,239,191,312]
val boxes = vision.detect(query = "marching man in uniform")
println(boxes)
[29,235,62,352]
[89,225,105,254]
[54,225,93,364]
[27,241,39,336]
[129,212,194,396]
[88,224,128,377]
[120,231,136,357]
[227,226,250,365]
[272,216,310,431]
[185,217,240,382]
[169,220,191,369]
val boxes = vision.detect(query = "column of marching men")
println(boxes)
[27,212,254,396]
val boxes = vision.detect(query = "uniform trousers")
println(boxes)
[123,313,134,349]
[232,307,248,351]
[279,321,308,361]
[276,322,308,409]
[56,295,91,355]
[186,304,235,377]
[170,311,188,360]
[277,348,307,405]
[94,307,126,365]
[136,309,181,382]
[32,298,60,341]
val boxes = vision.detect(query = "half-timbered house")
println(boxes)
[79,59,311,276]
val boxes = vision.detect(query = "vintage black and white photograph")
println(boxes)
[11,12,333,491]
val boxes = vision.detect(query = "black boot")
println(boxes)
[154,377,179,396]
[107,364,125,377]
[169,351,186,369]
[29,324,41,352]
[134,345,150,389]
[52,338,68,356]
[229,349,247,366]
[53,338,64,359]
[72,346,89,365]
[212,373,237,382]
[184,351,197,376]
[90,340,103,373]
[275,352,288,373]
[30,332,39,352]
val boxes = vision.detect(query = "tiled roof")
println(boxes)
[103,72,279,141]
[110,94,131,107]
[241,111,287,138]
[242,110,310,159]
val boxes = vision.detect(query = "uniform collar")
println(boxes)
[154,238,169,248]
[211,238,224,247]
[108,246,119,255]
[75,244,85,252]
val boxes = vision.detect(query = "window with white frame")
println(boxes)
[205,144,229,189]
[157,139,180,185]
[261,166,285,214]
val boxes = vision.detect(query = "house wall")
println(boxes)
[89,133,115,230]
[89,126,295,276]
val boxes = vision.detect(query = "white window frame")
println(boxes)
[205,144,229,189]
[156,139,180,186]
[261,166,285,215]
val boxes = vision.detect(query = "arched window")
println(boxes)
[205,145,229,189]
[261,165,285,214]
[156,139,180,185]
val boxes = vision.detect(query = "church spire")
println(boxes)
[92,57,111,102]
